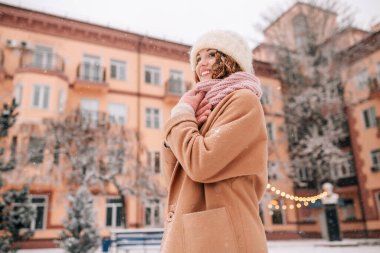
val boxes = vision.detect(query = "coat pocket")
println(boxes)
[182,207,238,253]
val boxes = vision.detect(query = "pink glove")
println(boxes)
[179,90,205,112]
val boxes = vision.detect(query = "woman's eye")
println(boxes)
[209,52,216,57]
[196,57,201,63]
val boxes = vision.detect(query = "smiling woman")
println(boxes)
[161,30,268,253]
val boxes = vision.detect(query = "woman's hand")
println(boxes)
[195,98,212,126]
[179,90,205,112]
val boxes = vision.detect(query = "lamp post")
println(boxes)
[321,182,341,241]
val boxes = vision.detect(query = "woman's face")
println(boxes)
[195,48,217,81]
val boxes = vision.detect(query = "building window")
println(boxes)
[106,197,124,227]
[33,45,53,69]
[32,85,50,109]
[332,152,356,179]
[268,161,279,180]
[297,167,313,181]
[110,59,127,80]
[80,99,99,122]
[81,54,102,82]
[261,86,272,105]
[266,122,275,141]
[144,199,161,227]
[28,137,45,164]
[292,14,308,48]
[58,89,66,113]
[363,107,377,128]
[144,66,161,85]
[145,107,161,129]
[168,70,185,95]
[371,149,380,172]
[271,199,285,225]
[108,103,127,125]
[30,196,48,230]
[340,199,356,221]
[377,62,380,81]
[14,84,23,106]
[356,69,369,90]
[147,151,160,174]
[108,148,125,173]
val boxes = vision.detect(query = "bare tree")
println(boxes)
[256,0,359,190]
[44,109,165,228]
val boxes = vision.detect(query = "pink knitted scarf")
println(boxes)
[195,72,262,109]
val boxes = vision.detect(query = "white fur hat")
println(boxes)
[190,30,253,74]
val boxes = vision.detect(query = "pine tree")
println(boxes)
[0,186,35,253]
[0,99,35,253]
[58,186,100,253]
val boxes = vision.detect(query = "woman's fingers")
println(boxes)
[195,102,212,117]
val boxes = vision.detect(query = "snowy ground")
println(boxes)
[18,239,380,253]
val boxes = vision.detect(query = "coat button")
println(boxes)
[167,211,174,222]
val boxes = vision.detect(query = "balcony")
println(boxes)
[164,78,191,103]
[18,51,66,79]
[73,63,108,92]
[369,77,380,98]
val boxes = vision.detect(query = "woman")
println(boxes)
[161,30,268,253]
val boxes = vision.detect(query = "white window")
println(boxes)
[292,14,308,48]
[266,122,275,141]
[30,195,48,230]
[32,85,50,109]
[356,69,369,90]
[371,149,380,172]
[28,137,45,164]
[58,89,66,113]
[110,59,127,80]
[81,54,102,82]
[80,99,99,122]
[297,167,313,181]
[377,62,380,81]
[268,161,279,180]
[33,45,53,69]
[106,197,124,227]
[147,151,160,174]
[145,107,161,129]
[144,199,162,227]
[363,107,377,128]
[144,66,161,85]
[261,86,272,105]
[168,70,185,95]
[14,84,23,106]
[108,148,125,172]
[108,103,127,125]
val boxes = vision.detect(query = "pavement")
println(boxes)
[18,239,380,253]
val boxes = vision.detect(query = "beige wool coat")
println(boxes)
[161,89,268,253]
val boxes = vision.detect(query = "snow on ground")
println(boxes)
[18,239,380,253]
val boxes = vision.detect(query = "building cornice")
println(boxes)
[0,4,190,62]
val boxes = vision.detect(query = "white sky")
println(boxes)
[0,0,379,47]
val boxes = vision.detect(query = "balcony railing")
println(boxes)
[76,63,106,83]
[19,51,65,72]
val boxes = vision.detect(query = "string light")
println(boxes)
[266,183,327,203]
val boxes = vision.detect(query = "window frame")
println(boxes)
[110,59,127,81]
[105,197,124,228]
[32,84,50,109]
[144,65,161,85]
[145,107,161,129]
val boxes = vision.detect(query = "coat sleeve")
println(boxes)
[161,143,177,188]
[164,90,268,183]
